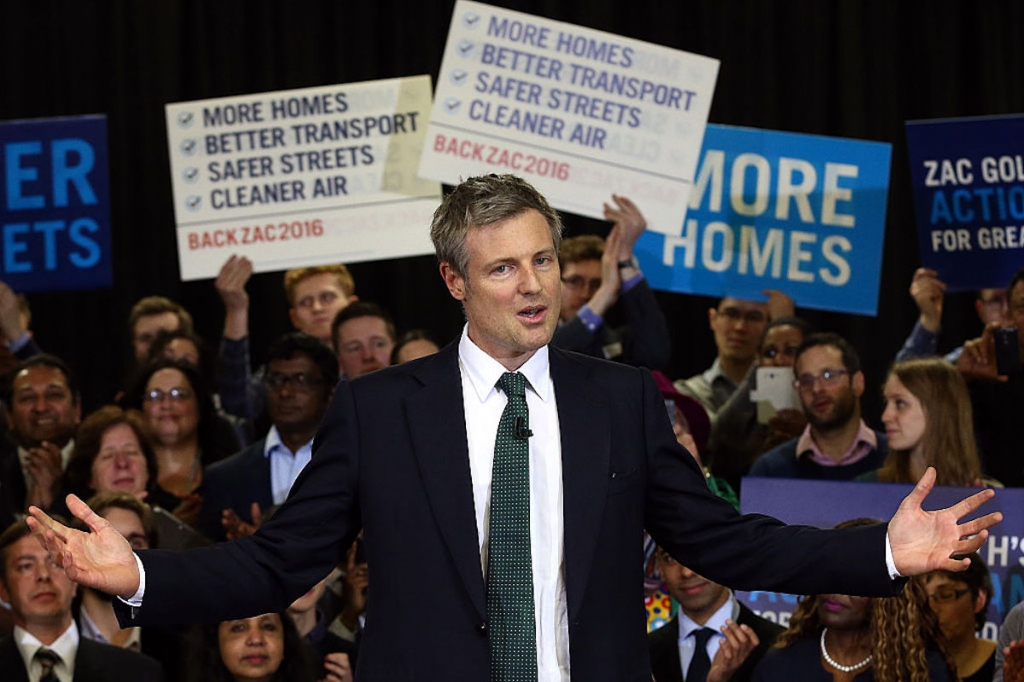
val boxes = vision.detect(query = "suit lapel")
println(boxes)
[0,638,29,682]
[650,619,684,682]
[252,441,274,511]
[551,349,610,620]
[405,344,487,620]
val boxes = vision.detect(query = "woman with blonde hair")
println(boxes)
[865,357,995,486]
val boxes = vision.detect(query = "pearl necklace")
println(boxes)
[820,628,872,673]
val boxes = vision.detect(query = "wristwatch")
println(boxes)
[617,255,639,270]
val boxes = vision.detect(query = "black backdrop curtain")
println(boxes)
[1,0,1022,421]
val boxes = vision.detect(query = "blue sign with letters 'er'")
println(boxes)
[0,115,111,292]
[635,124,892,316]
[906,114,1024,292]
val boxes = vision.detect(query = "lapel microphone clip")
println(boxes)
[514,416,533,440]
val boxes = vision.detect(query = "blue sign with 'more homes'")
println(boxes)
[636,124,892,316]
[0,115,111,292]
[906,114,1024,292]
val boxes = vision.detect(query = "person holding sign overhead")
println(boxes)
[550,195,671,371]
[27,175,1001,682]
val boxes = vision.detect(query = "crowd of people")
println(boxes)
[0,185,1019,681]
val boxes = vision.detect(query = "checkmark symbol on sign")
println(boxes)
[181,139,196,155]
[444,98,462,114]
[183,167,199,182]
[451,70,468,85]
[177,111,194,127]
[457,40,474,57]
[185,195,202,211]
[463,12,480,28]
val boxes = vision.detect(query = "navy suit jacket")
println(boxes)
[0,635,164,682]
[199,437,273,541]
[648,600,784,682]
[117,342,897,681]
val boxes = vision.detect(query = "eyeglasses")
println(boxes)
[928,587,970,604]
[762,345,800,361]
[264,372,324,392]
[561,276,602,294]
[793,369,848,391]
[717,307,767,325]
[143,387,193,403]
[979,295,1008,310]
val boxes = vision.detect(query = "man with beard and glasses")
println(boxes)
[748,333,887,480]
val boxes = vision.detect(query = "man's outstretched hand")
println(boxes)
[27,494,141,599]
[888,467,1001,576]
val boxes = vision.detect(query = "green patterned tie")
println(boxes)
[35,648,60,682]
[487,371,537,681]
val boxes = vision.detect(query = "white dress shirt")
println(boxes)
[263,425,314,505]
[13,621,78,682]
[676,593,739,678]
[458,330,568,681]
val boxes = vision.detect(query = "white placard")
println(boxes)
[419,1,719,232]
[166,76,440,280]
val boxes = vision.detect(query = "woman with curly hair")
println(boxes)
[752,519,955,682]
[862,357,997,487]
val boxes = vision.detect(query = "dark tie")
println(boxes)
[487,371,537,681]
[35,647,60,682]
[686,627,716,682]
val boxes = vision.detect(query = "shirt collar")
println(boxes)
[701,358,734,389]
[78,607,142,651]
[14,621,79,678]
[677,591,739,643]
[458,325,552,403]
[263,424,315,458]
[796,420,879,466]
[18,440,76,470]
[263,425,284,458]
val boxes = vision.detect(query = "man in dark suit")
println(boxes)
[0,355,82,527]
[648,546,783,682]
[200,332,338,541]
[30,175,999,682]
[0,519,163,681]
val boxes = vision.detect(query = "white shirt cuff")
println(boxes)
[884,532,902,579]
[117,553,147,607]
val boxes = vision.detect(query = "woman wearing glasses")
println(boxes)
[123,358,241,527]
[709,316,813,491]
[922,554,995,682]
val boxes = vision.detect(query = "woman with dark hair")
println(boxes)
[183,612,327,682]
[923,553,996,682]
[709,316,814,490]
[146,327,252,446]
[123,358,240,526]
[863,357,997,486]
[753,520,955,682]
[61,405,209,550]
[64,405,156,503]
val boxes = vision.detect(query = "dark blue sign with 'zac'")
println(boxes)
[0,115,111,292]
[906,114,1024,291]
